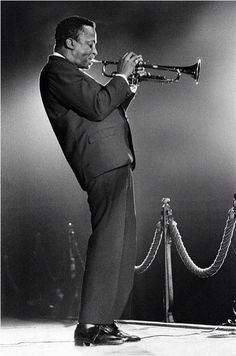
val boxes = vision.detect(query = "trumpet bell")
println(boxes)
[180,59,201,84]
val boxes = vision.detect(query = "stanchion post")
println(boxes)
[66,222,82,319]
[161,198,175,323]
[68,222,76,280]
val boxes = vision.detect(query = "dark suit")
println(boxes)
[40,55,137,323]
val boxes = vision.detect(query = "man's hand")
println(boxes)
[117,52,143,79]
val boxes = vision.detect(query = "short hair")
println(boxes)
[55,16,95,48]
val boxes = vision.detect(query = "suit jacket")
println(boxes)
[40,55,136,190]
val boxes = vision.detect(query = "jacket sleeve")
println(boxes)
[120,92,136,112]
[47,62,133,121]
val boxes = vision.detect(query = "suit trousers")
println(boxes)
[79,165,137,324]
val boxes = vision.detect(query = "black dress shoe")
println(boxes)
[104,322,141,342]
[74,324,100,346]
[74,323,124,346]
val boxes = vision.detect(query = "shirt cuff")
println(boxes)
[115,74,129,85]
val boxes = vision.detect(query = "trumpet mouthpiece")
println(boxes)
[91,59,102,63]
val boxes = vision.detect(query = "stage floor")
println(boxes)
[1,318,235,356]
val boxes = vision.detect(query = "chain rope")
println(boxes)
[134,196,235,278]
[135,221,163,274]
[169,209,235,278]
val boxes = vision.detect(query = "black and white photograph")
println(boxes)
[1,1,236,355]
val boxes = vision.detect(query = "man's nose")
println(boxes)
[93,45,98,56]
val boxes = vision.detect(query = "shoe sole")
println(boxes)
[75,339,124,346]
[75,340,91,346]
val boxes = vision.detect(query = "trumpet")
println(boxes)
[92,58,201,85]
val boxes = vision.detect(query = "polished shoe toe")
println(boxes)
[108,322,141,342]
[94,327,124,345]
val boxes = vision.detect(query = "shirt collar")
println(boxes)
[52,52,66,59]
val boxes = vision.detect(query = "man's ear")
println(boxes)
[65,38,75,49]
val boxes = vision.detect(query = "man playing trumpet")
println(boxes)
[40,15,143,346]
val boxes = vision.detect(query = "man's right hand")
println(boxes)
[117,52,143,79]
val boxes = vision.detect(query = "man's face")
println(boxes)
[72,25,98,69]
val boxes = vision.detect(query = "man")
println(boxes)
[40,16,142,346]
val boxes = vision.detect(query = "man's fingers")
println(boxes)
[124,52,136,61]
[122,52,129,60]
[123,52,142,62]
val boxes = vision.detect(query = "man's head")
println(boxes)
[55,16,98,69]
